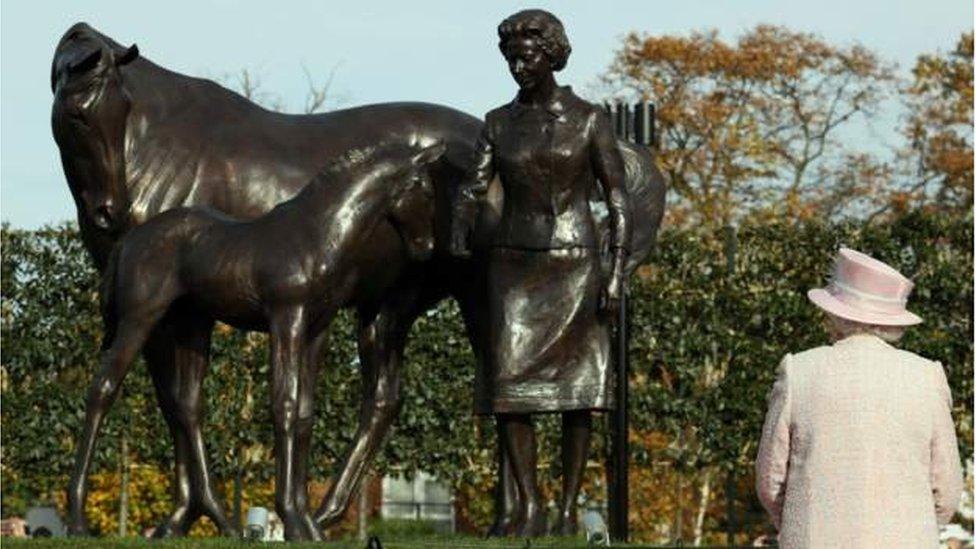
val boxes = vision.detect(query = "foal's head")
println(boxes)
[320,140,444,262]
[386,142,444,261]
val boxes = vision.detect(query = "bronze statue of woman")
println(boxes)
[451,9,631,537]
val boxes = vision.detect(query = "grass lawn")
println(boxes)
[0,534,635,548]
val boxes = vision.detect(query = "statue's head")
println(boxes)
[497,10,571,90]
[50,22,140,233]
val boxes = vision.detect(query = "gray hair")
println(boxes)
[825,314,907,344]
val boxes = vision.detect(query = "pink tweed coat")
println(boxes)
[756,334,964,548]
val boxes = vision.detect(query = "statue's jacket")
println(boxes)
[454,86,631,414]
[456,85,631,253]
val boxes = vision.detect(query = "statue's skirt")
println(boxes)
[475,246,614,414]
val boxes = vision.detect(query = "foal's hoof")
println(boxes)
[314,504,343,528]
[198,499,239,538]
[303,512,325,541]
[151,505,192,538]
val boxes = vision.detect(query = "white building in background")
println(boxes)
[380,472,455,533]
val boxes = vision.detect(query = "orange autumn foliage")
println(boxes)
[604,25,897,226]
[901,31,974,211]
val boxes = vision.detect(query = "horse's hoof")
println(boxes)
[515,510,548,538]
[282,511,311,541]
[550,514,578,536]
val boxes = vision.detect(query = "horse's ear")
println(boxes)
[411,141,447,166]
[116,44,139,66]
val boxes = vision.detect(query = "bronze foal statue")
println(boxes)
[67,142,445,541]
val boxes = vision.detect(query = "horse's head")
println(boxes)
[384,141,445,262]
[50,22,140,233]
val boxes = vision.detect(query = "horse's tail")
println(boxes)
[592,140,667,277]
[619,140,667,275]
[99,243,122,351]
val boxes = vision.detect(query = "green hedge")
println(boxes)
[1,211,971,537]
[630,211,973,472]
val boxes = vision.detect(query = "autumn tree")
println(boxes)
[886,31,974,217]
[604,25,896,226]
[225,62,343,114]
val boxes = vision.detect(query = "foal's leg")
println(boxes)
[269,307,310,541]
[142,321,197,537]
[313,299,418,526]
[172,315,236,536]
[293,327,330,541]
[145,313,234,537]
[67,315,160,535]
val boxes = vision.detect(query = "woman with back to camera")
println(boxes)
[450,9,630,537]
[756,247,964,548]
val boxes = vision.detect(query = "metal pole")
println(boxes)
[608,288,630,541]
[614,103,627,139]
[607,100,658,540]
[648,103,656,148]
[608,102,639,542]
[633,103,646,145]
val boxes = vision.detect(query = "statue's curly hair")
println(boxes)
[497,9,571,72]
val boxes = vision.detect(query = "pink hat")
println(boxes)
[807,247,922,326]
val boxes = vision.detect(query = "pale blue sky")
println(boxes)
[2,0,972,227]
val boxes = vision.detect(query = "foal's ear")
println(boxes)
[411,141,447,166]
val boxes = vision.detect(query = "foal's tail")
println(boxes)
[99,244,122,351]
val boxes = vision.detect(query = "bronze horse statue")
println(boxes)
[69,142,444,541]
[51,22,666,537]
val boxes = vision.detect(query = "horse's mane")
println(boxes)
[54,24,285,115]
[306,141,416,187]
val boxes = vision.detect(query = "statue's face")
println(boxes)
[503,37,550,90]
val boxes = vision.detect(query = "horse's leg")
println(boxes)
[269,307,310,541]
[67,315,158,536]
[170,315,237,536]
[313,294,422,526]
[142,321,197,538]
[294,328,330,541]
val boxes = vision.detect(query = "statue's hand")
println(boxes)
[600,247,628,316]
[600,276,622,317]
